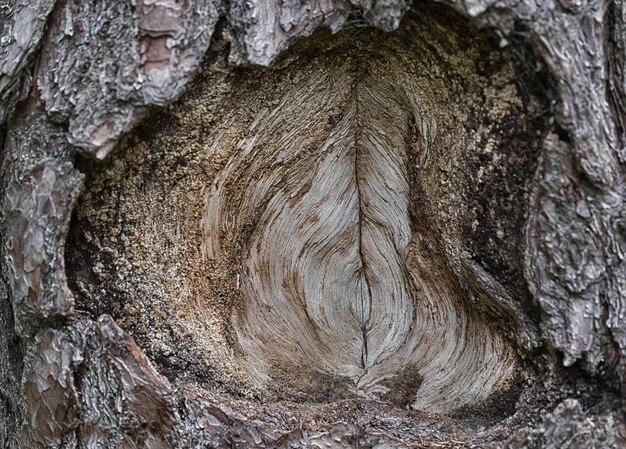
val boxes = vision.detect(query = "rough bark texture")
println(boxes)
[1,0,625,448]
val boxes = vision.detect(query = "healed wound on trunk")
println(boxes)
[67,9,541,416]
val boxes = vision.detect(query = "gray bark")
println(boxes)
[1,0,625,448]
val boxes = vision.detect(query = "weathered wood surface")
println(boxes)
[1,0,625,447]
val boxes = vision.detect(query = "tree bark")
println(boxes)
[1,0,625,448]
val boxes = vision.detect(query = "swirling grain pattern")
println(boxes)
[203,46,515,412]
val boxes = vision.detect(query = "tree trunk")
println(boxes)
[1,0,625,447]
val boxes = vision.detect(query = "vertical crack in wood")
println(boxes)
[351,60,372,370]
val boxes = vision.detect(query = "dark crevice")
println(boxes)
[350,59,372,370]
[605,1,626,164]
